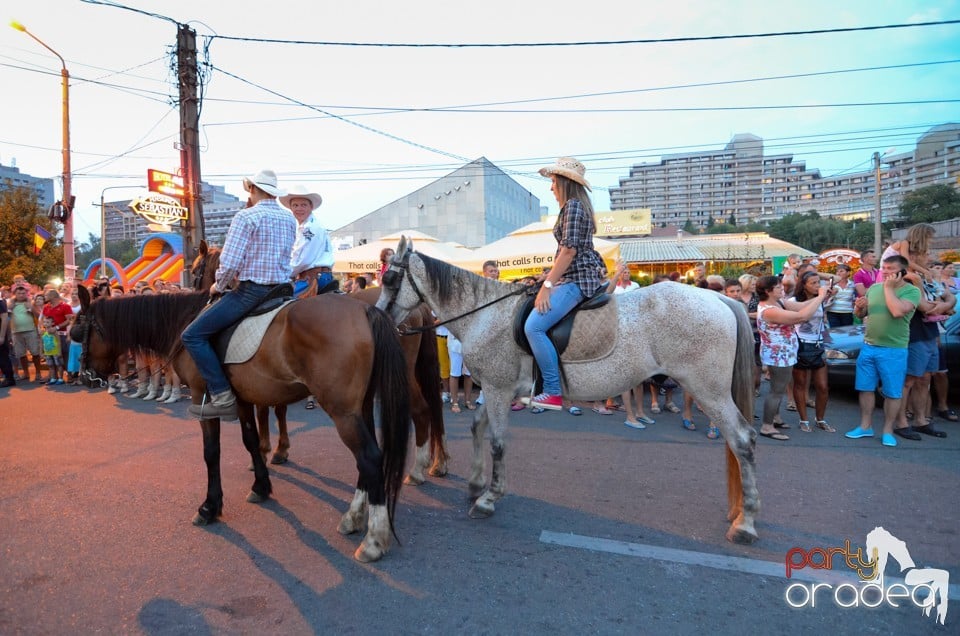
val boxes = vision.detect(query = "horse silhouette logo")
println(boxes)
[785,526,949,625]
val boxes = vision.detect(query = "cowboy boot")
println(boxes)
[156,384,172,402]
[130,382,149,399]
[188,389,238,420]
[163,386,181,404]
[143,383,158,401]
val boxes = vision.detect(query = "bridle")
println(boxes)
[73,307,107,387]
[191,253,208,291]
[380,249,530,335]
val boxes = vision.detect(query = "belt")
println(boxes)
[298,266,332,280]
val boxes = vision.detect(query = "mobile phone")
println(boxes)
[899,269,907,278]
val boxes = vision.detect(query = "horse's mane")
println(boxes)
[91,291,210,355]
[418,253,524,304]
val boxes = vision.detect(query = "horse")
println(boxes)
[190,242,449,483]
[72,285,411,562]
[377,237,760,544]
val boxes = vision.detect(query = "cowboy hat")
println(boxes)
[538,157,591,191]
[242,169,285,197]
[279,185,322,211]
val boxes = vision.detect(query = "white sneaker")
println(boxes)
[441,392,451,403]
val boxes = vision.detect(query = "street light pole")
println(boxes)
[11,21,74,282]
[873,152,882,258]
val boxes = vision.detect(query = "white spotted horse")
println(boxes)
[377,237,760,544]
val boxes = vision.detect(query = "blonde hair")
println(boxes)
[905,223,935,257]
[738,273,757,290]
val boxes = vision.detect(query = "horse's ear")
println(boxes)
[396,235,407,256]
[78,284,91,311]
[198,239,208,256]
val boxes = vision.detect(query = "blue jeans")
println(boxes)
[182,281,274,395]
[524,282,585,395]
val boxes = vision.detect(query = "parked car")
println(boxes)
[823,312,959,390]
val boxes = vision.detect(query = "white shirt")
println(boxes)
[613,281,639,295]
[290,212,334,277]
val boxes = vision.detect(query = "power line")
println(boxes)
[207,19,960,47]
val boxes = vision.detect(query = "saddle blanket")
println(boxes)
[224,301,293,364]
[559,300,618,362]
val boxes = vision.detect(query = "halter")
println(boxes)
[191,254,208,291]
[380,250,531,335]
[73,306,107,387]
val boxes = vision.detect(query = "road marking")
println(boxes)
[540,530,960,598]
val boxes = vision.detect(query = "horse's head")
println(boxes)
[377,236,423,324]
[70,285,119,382]
[191,240,220,292]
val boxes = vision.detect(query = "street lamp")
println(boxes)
[99,185,144,279]
[872,148,896,257]
[11,21,74,282]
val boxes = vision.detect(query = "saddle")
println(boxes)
[212,283,296,364]
[512,286,618,361]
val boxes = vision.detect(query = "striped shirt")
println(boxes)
[216,198,297,287]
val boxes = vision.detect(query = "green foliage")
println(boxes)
[766,210,889,253]
[718,264,746,280]
[0,184,63,285]
[705,223,740,234]
[76,233,140,275]
[740,222,768,233]
[899,184,960,224]
[682,219,698,234]
[706,214,716,228]
[727,214,737,226]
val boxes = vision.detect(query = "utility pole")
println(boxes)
[873,152,882,257]
[176,24,204,284]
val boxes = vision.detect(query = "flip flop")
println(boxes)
[567,406,582,416]
[759,431,789,441]
[682,418,696,431]
[773,421,791,429]
[937,409,959,422]
[511,403,526,411]
[913,425,947,438]
[451,403,461,414]
[786,403,797,412]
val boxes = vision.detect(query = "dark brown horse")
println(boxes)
[72,285,410,562]
[190,242,449,483]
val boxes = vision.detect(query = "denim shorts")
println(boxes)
[855,343,908,399]
[906,338,939,377]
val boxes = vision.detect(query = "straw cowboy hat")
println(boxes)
[242,169,285,197]
[538,157,591,191]
[279,184,323,211]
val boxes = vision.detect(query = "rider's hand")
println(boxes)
[535,286,552,313]
[209,281,219,295]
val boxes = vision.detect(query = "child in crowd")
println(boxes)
[41,318,64,385]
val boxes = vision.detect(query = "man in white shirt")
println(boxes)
[281,185,335,297]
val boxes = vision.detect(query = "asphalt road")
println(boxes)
[1,379,957,634]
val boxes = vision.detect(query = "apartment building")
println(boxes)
[0,159,55,211]
[610,123,960,228]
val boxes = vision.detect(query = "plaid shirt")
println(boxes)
[554,198,607,296]
[216,198,297,287]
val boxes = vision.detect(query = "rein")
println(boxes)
[386,251,532,336]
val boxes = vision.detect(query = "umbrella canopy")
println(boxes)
[333,231,473,274]
[461,221,621,281]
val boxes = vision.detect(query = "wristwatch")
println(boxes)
[543,280,553,289]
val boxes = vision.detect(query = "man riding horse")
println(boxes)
[181,169,297,420]
[281,185,337,298]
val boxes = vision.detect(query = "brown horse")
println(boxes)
[190,242,449,483]
[72,285,410,562]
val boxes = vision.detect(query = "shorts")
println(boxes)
[12,330,41,359]
[449,348,470,378]
[437,336,450,380]
[855,343,908,399]
[906,339,939,377]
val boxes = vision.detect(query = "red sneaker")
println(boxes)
[530,393,562,410]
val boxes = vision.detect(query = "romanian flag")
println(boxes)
[33,225,52,255]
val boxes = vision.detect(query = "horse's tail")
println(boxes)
[718,294,756,506]
[365,304,411,536]
[414,305,448,465]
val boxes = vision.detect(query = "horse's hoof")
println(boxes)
[428,465,448,478]
[469,500,495,519]
[270,454,288,465]
[404,472,425,486]
[338,516,362,535]
[726,526,758,544]
[354,541,384,563]
[467,483,486,499]
[246,490,268,504]
[193,512,217,526]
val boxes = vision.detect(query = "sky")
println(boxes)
[2,0,959,248]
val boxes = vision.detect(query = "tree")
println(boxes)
[0,184,63,284]
[899,184,960,224]
[767,211,820,246]
[682,219,698,234]
[727,214,737,226]
[705,223,740,234]
[706,214,716,228]
[75,233,139,275]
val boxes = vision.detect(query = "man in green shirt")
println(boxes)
[845,254,921,447]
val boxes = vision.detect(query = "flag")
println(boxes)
[33,225,52,255]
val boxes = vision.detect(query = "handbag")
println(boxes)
[796,340,824,367]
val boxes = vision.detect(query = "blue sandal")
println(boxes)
[682,418,696,431]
